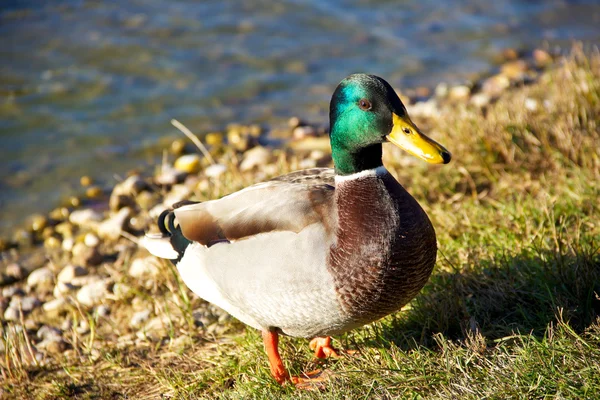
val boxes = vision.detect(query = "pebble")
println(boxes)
[170,139,186,155]
[174,154,202,174]
[288,116,301,129]
[448,85,471,101]
[288,137,330,152]
[205,132,224,146]
[55,222,74,239]
[204,163,227,178]
[481,74,510,98]
[117,334,135,349]
[61,319,73,331]
[80,175,93,186]
[500,60,528,80]
[44,236,62,250]
[155,166,187,186]
[76,279,108,307]
[292,125,317,140]
[149,204,168,220]
[49,207,70,221]
[27,266,54,288]
[13,229,32,248]
[135,191,160,211]
[97,207,131,241]
[43,297,67,312]
[434,82,449,98]
[84,233,100,247]
[69,209,103,227]
[299,158,317,169]
[42,338,68,354]
[533,49,552,67]
[163,184,191,206]
[130,309,151,328]
[239,146,271,172]
[470,93,491,108]
[10,296,41,313]
[29,214,48,233]
[4,307,20,321]
[37,325,63,341]
[501,48,519,61]
[407,99,440,118]
[85,186,103,199]
[524,98,538,112]
[95,304,110,317]
[227,130,252,152]
[110,175,148,211]
[129,257,161,279]
[72,242,104,266]
[54,281,77,298]
[3,286,25,297]
[113,282,132,299]
[24,318,39,331]
[170,335,192,350]
[57,265,89,284]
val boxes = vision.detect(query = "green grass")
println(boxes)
[2,47,600,399]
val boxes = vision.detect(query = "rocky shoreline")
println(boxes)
[0,47,559,374]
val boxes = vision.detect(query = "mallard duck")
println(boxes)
[142,74,451,387]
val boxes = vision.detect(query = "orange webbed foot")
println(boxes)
[309,336,340,359]
[262,331,338,389]
[291,369,334,390]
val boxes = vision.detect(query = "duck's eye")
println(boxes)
[358,99,372,111]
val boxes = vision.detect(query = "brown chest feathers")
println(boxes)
[328,172,437,324]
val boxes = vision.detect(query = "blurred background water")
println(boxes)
[1,0,600,236]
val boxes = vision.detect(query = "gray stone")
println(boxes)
[4,307,20,321]
[240,146,271,172]
[110,175,149,211]
[69,209,103,227]
[128,257,161,279]
[57,265,89,284]
[53,281,77,298]
[2,286,25,297]
[163,185,191,207]
[71,242,104,266]
[130,309,151,328]
[9,296,41,313]
[43,297,67,312]
[97,207,131,241]
[95,305,110,317]
[84,233,100,248]
[204,163,227,178]
[470,93,491,108]
[5,263,25,281]
[37,325,63,341]
[155,166,187,186]
[76,279,108,307]
[27,266,54,288]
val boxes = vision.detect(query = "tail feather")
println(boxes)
[142,208,193,262]
[141,234,180,260]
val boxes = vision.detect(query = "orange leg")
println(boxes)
[309,336,340,359]
[262,330,290,384]
[262,331,332,389]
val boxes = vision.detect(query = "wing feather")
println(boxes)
[174,168,337,244]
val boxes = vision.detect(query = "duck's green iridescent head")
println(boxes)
[329,74,451,175]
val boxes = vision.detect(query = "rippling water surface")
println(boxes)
[1,0,600,235]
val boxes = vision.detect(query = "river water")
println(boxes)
[1,0,600,235]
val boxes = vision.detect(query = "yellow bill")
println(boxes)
[387,113,451,164]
